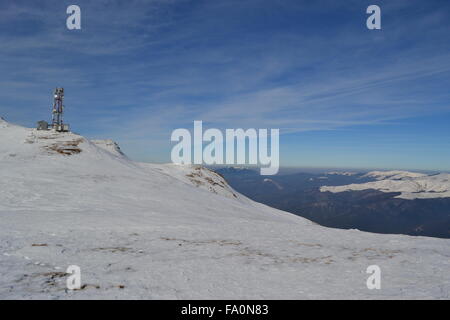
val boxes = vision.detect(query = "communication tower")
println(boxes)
[51,88,69,132]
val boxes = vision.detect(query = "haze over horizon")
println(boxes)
[1,0,449,171]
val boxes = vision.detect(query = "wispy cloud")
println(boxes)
[0,0,449,166]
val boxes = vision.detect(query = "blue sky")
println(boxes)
[1,0,449,170]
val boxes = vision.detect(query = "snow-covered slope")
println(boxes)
[321,171,450,200]
[1,119,449,299]
[91,139,126,158]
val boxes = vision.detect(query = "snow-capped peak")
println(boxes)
[0,119,238,200]
[321,170,450,199]
[91,139,126,158]
[326,171,358,176]
[363,170,427,180]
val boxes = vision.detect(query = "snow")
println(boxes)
[326,171,359,176]
[263,178,283,190]
[1,119,449,299]
[321,171,450,199]
[91,139,126,158]
[363,171,428,180]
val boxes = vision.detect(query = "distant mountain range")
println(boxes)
[322,171,450,199]
[214,167,450,239]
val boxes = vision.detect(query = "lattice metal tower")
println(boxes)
[52,88,65,131]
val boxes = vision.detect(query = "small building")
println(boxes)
[54,124,70,132]
[37,120,49,131]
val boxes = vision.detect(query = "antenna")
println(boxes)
[51,88,69,132]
